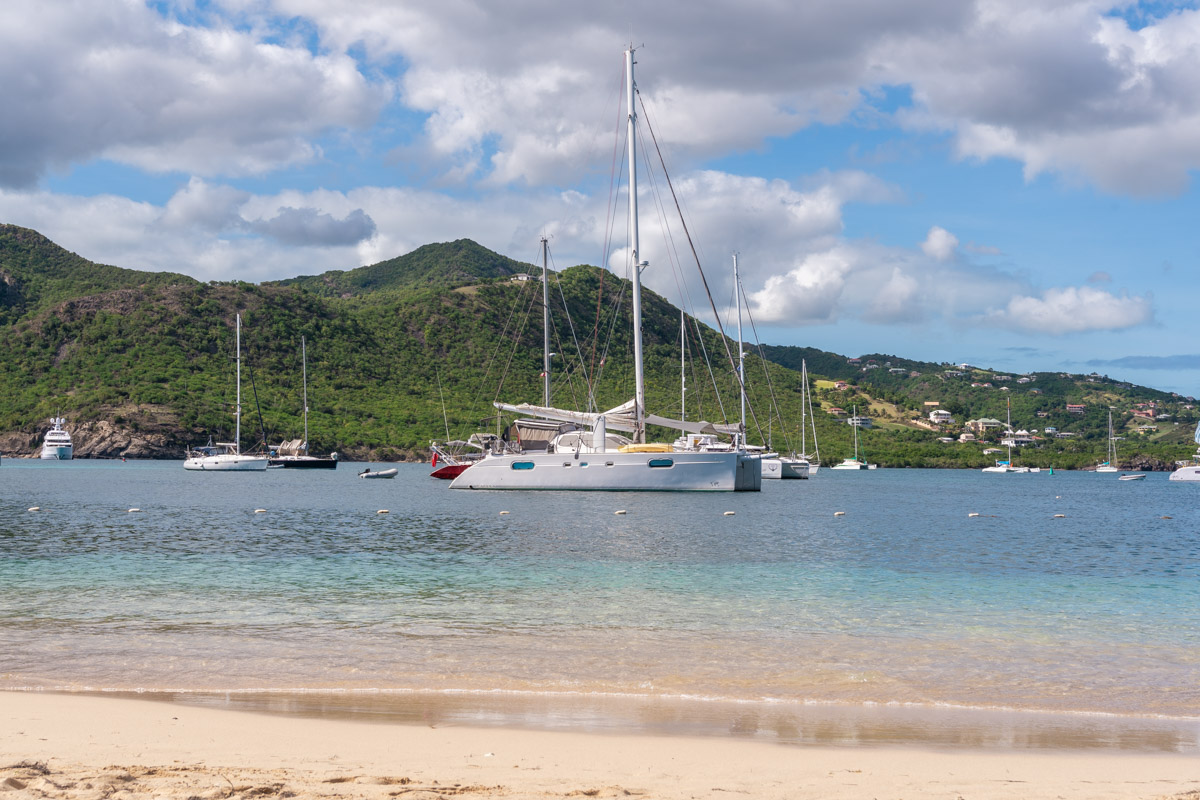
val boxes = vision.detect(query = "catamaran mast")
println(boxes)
[541,236,551,407]
[626,45,646,444]
[680,310,686,422]
[301,334,309,454]
[800,359,807,456]
[734,253,745,448]
[235,313,242,456]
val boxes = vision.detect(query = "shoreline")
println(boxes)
[4,691,1199,800]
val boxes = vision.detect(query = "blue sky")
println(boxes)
[2,0,1199,395]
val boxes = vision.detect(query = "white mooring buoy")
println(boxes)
[377,509,389,514]
[128,508,141,513]
[614,510,627,515]
[28,507,40,512]
[834,511,846,516]
[254,508,267,513]
[968,512,980,517]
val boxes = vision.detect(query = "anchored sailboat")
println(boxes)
[270,336,337,469]
[982,398,1030,474]
[830,405,871,469]
[184,314,269,471]
[449,47,760,491]
[1094,409,1119,473]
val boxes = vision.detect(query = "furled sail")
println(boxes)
[495,400,739,436]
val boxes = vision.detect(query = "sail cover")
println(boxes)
[495,400,740,436]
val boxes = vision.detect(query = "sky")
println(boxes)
[2,0,1199,396]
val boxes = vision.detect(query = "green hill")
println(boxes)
[0,224,1195,468]
[0,224,193,326]
[270,239,532,297]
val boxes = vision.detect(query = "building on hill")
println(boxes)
[1066,403,1086,414]
[967,418,1005,435]
[929,409,954,425]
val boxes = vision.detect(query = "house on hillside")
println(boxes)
[929,409,954,425]
[967,418,1005,435]
[1066,404,1086,414]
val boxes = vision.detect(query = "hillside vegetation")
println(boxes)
[2,222,1196,468]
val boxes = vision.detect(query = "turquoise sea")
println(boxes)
[1,460,1198,750]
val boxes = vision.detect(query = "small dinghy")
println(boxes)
[1118,473,1146,481]
[359,467,398,479]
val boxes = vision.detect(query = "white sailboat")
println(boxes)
[797,359,820,475]
[1094,409,1119,472]
[449,47,760,491]
[183,314,269,471]
[982,398,1030,473]
[830,405,871,469]
[1168,421,1200,481]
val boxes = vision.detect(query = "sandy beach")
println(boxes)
[2,692,1198,800]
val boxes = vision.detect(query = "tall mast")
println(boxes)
[734,253,745,448]
[680,310,686,422]
[626,45,647,443]
[800,359,807,455]
[301,334,309,453]
[235,313,242,456]
[541,236,551,407]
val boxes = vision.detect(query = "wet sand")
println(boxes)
[3,691,1199,800]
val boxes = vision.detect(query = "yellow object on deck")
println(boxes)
[617,443,675,453]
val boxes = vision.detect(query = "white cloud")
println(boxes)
[0,2,387,187]
[980,286,1154,334]
[921,225,959,261]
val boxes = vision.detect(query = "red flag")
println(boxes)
[431,452,438,468]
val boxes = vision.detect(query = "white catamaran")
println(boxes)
[183,314,269,471]
[449,47,760,491]
[1169,421,1200,481]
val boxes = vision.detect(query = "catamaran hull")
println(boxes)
[760,458,809,479]
[184,455,269,471]
[449,450,761,491]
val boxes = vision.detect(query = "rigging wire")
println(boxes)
[637,89,766,441]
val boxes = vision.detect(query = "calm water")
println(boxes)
[2,460,1198,749]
